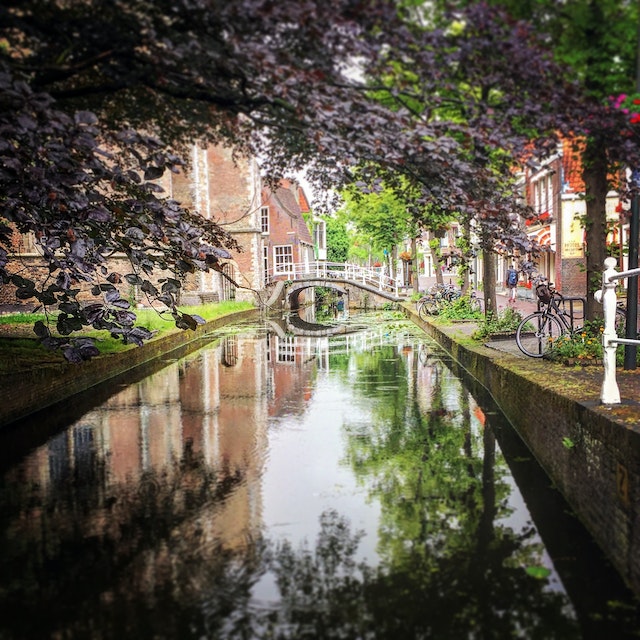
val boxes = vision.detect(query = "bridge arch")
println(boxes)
[288,280,349,310]
[263,262,407,311]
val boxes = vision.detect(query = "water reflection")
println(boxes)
[0,313,638,639]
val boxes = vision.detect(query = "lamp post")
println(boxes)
[623,14,640,370]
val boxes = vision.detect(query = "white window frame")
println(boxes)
[273,245,294,275]
[261,206,270,234]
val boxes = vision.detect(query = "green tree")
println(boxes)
[352,4,577,313]
[325,215,350,264]
[340,187,414,277]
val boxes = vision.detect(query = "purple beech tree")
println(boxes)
[434,0,640,319]
[1,0,621,360]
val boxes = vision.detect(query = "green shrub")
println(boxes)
[472,307,523,340]
[548,326,602,364]
[437,294,482,321]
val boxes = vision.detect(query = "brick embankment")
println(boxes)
[0,308,259,429]
[404,305,640,598]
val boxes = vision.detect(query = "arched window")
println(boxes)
[222,263,236,300]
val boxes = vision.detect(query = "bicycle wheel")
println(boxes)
[418,297,438,320]
[469,296,482,313]
[515,312,564,358]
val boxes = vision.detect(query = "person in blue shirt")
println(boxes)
[505,264,518,302]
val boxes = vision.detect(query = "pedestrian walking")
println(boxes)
[505,264,518,302]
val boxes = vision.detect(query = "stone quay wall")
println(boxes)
[0,309,259,430]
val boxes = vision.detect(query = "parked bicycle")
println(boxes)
[515,278,581,357]
[416,284,480,320]
[469,290,483,313]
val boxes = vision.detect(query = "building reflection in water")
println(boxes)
[8,324,422,562]
[2,321,637,639]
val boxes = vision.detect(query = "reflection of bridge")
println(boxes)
[267,315,366,338]
[264,262,406,310]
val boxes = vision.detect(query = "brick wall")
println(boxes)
[560,257,587,299]
[0,144,265,310]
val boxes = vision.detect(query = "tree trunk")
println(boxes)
[482,248,497,317]
[411,236,419,294]
[582,139,608,321]
[428,234,444,285]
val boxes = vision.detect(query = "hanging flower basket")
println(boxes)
[399,251,412,262]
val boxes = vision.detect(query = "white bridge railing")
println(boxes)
[595,257,640,404]
[266,261,400,297]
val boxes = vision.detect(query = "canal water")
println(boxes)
[0,311,638,639]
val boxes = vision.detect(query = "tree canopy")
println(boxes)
[3,0,639,358]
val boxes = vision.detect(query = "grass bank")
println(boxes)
[0,301,254,374]
[0,303,259,427]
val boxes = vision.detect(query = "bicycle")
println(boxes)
[416,284,462,319]
[416,294,437,319]
[515,278,580,357]
[469,290,483,313]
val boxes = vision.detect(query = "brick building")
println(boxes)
[0,144,319,309]
[514,138,624,298]
[167,143,264,304]
[260,179,316,284]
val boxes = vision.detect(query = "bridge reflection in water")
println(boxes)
[0,312,638,639]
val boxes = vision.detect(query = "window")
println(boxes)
[533,173,553,216]
[221,263,236,300]
[263,245,270,285]
[221,335,238,367]
[277,336,296,362]
[274,245,293,274]
[261,206,269,234]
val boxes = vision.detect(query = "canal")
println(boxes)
[0,311,638,639]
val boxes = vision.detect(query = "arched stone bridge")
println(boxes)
[264,262,407,311]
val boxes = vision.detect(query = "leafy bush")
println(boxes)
[437,294,482,321]
[548,324,603,364]
[472,307,523,340]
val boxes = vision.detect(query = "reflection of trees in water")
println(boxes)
[0,445,246,640]
[325,340,582,639]
[256,509,579,640]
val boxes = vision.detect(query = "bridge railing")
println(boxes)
[266,261,400,296]
[594,257,640,404]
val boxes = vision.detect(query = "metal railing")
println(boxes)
[266,261,400,296]
[595,257,640,404]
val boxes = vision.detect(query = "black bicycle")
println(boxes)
[515,279,580,357]
[416,283,462,319]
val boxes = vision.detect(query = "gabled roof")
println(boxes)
[296,185,311,213]
[561,138,585,193]
[269,182,314,245]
